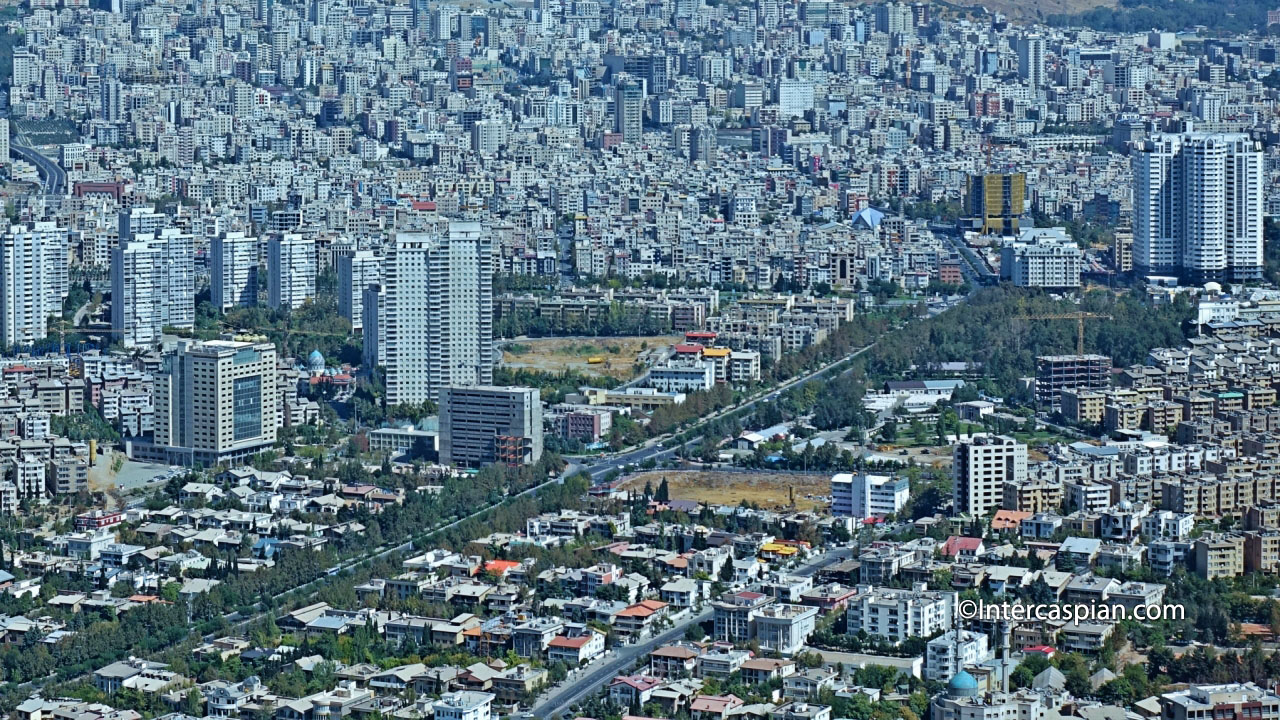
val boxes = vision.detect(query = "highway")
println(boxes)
[571,341,880,483]
[10,143,66,195]
[530,545,857,719]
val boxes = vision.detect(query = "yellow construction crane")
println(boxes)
[1018,311,1113,355]
[50,320,127,357]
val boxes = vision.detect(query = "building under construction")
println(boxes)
[1035,354,1111,408]
[965,172,1026,235]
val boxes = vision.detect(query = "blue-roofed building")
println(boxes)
[851,206,886,230]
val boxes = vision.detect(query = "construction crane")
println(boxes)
[50,320,127,357]
[1017,311,1113,355]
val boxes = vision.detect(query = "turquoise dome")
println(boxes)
[948,670,979,696]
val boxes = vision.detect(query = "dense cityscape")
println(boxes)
[0,0,1278,718]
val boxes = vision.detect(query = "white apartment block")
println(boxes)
[845,584,954,645]
[953,435,1028,516]
[831,473,909,519]
[926,630,991,682]
[384,222,493,405]
[1133,132,1263,282]
[212,232,260,310]
[338,250,382,331]
[111,229,195,347]
[0,222,69,348]
[267,233,317,310]
[1000,227,1082,289]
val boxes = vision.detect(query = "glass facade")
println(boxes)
[232,375,262,441]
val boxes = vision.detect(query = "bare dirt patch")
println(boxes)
[501,335,681,381]
[621,470,831,511]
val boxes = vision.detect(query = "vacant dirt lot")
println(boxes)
[501,335,680,380]
[622,470,831,511]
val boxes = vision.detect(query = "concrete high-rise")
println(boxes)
[111,229,195,347]
[1134,132,1263,282]
[614,77,644,143]
[1017,34,1045,91]
[212,232,260,311]
[362,284,385,368]
[267,233,316,310]
[338,250,382,332]
[152,340,279,467]
[384,222,493,404]
[953,435,1027,517]
[439,386,543,467]
[0,222,68,348]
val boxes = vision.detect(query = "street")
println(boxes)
[530,545,856,718]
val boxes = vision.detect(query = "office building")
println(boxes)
[267,233,316,310]
[966,173,1025,235]
[338,250,383,332]
[384,222,493,405]
[153,340,279,467]
[999,228,1082,289]
[1035,354,1110,408]
[0,222,68,348]
[1133,132,1263,282]
[438,386,542,467]
[212,232,259,310]
[953,435,1028,516]
[111,229,195,347]
[778,78,815,117]
[831,473,909,519]
[614,77,644,143]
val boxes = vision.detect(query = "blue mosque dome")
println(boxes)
[948,670,979,697]
[308,349,325,373]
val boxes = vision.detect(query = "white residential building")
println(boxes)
[384,222,493,404]
[831,473,909,519]
[0,222,68,348]
[926,630,992,682]
[1133,132,1263,282]
[212,232,259,310]
[430,691,494,720]
[267,233,316,310]
[1000,228,1082,289]
[845,584,954,644]
[338,250,382,331]
[111,229,195,347]
[954,435,1028,516]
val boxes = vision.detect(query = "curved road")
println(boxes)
[10,143,67,195]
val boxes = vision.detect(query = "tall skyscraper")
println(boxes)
[267,233,316,310]
[1133,132,1263,282]
[212,231,259,310]
[111,229,195,347]
[0,222,68,348]
[338,250,382,332]
[953,435,1027,517]
[1017,34,1045,91]
[614,77,644,143]
[384,222,493,405]
[153,340,279,467]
